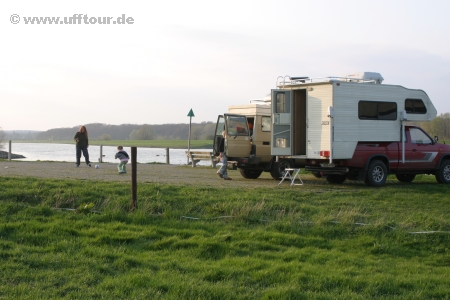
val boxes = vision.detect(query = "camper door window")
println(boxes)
[275,93,290,113]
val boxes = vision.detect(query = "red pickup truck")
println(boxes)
[305,126,450,187]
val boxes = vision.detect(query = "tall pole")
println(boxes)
[187,108,195,164]
[187,116,191,164]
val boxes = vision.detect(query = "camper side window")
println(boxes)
[358,101,397,120]
[261,116,271,132]
[405,99,427,114]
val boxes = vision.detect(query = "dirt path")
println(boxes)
[0,160,325,189]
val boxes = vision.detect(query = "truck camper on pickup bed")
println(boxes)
[270,72,450,186]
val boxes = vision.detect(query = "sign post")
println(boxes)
[187,109,195,164]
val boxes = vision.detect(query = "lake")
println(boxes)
[7,143,213,166]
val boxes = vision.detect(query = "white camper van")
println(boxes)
[271,72,450,186]
[271,72,436,160]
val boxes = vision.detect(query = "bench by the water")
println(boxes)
[185,151,217,168]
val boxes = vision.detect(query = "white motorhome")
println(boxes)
[271,72,437,161]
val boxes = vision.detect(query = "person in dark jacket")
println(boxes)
[217,131,231,180]
[115,146,129,174]
[74,125,91,167]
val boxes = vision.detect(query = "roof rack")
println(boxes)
[277,72,384,88]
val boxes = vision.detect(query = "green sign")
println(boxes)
[187,109,195,117]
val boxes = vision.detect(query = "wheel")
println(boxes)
[326,174,346,184]
[396,174,416,183]
[239,168,263,179]
[270,159,293,180]
[365,160,387,187]
[435,159,450,184]
[311,171,322,178]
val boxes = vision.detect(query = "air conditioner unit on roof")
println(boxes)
[341,72,384,84]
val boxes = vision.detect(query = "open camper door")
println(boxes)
[213,114,251,157]
[271,90,293,156]
[213,115,226,156]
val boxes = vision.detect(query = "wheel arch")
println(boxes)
[436,153,450,169]
[363,155,390,174]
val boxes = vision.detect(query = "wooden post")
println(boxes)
[131,147,137,210]
[165,148,169,164]
[8,140,11,161]
[99,145,103,163]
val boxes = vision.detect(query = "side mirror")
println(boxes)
[434,136,439,143]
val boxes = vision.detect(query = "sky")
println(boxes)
[1,0,450,131]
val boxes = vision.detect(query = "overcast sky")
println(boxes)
[2,0,450,131]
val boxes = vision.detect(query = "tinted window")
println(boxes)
[359,101,378,119]
[378,102,397,120]
[358,101,397,120]
[405,99,427,114]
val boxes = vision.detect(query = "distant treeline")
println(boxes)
[3,113,450,142]
[4,122,216,141]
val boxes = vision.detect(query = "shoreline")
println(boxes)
[0,150,26,159]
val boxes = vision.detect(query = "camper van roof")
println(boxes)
[277,72,384,88]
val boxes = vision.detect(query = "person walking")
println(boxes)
[115,146,129,174]
[74,125,91,167]
[217,131,232,180]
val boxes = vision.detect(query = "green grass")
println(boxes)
[11,140,213,149]
[1,176,450,299]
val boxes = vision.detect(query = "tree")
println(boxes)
[98,134,112,141]
[135,125,155,140]
[191,126,202,140]
[201,122,216,140]
[129,129,138,140]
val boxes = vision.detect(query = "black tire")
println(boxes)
[396,174,416,183]
[365,160,387,187]
[312,171,322,178]
[270,159,293,180]
[435,159,450,184]
[326,174,346,184]
[239,168,263,179]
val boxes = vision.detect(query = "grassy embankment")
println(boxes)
[0,173,449,299]
[12,140,214,149]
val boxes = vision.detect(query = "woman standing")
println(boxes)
[74,125,91,167]
[217,130,231,180]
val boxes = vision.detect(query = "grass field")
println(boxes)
[1,173,450,299]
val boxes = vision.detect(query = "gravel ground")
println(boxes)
[0,160,327,189]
